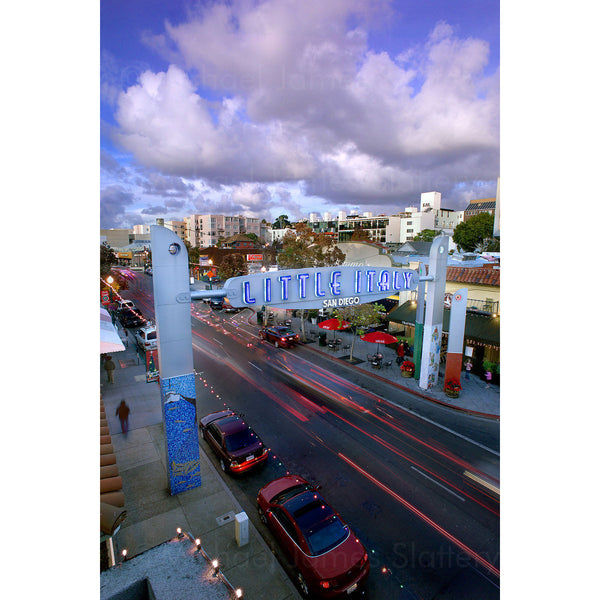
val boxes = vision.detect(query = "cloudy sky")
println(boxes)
[100,0,499,229]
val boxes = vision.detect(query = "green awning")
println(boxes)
[387,301,500,345]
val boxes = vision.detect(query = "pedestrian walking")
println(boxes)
[465,359,472,380]
[104,356,116,384]
[116,400,131,434]
[485,369,492,389]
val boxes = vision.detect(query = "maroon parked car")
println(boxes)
[259,325,299,348]
[257,475,369,597]
[200,410,268,474]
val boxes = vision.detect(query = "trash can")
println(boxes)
[319,332,327,346]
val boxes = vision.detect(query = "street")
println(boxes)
[125,272,500,599]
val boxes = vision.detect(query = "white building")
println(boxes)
[267,227,294,244]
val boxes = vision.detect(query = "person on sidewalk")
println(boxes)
[396,341,405,365]
[465,359,472,380]
[104,356,116,384]
[116,400,131,434]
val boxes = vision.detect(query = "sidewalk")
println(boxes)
[100,332,301,600]
[269,314,500,419]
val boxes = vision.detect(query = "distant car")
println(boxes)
[134,324,157,351]
[118,307,145,328]
[222,298,238,313]
[200,410,268,474]
[257,475,370,597]
[259,325,299,348]
[209,298,224,310]
[144,267,153,276]
[116,299,135,311]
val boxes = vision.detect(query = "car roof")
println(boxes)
[283,489,325,515]
[214,415,248,435]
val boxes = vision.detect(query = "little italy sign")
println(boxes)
[221,266,419,310]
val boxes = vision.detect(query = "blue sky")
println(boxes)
[100,0,499,229]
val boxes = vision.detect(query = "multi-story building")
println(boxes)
[464,197,496,221]
[164,220,187,240]
[335,192,463,245]
[186,215,263,248]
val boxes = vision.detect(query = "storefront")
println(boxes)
[387,301,500,375]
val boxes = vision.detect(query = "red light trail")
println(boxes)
[338,453,500,580]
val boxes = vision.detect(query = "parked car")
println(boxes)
[134,324,157,351]
[257,475,369,597]
[259,325,299,348]
[117,307,146,328]
[200,410,268,474]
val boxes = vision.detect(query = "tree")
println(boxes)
[219,253,248,280]
[272,214,292,229]
[100,243,116,277]
[277,223,346,339]
[414,229,439,242]
[277,223,345,269]
[333,302,387,362]
[350,227,372,241]
[245,232,260,245]
[452,213,495,252]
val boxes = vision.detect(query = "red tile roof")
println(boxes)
[446,264,500,286]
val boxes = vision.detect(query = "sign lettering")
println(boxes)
[222,266,419,310]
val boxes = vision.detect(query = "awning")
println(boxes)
[100,307,125,354]
[387,301,500,345]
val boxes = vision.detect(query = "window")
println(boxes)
[273,508,300,544]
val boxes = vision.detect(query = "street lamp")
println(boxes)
[107,275,114,300]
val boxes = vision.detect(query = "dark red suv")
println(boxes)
[259,325,299,348]
[257,475,369,597]
[200,410,268,473]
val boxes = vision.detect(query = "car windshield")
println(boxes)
[224,427,259,452]
[147,331,156,340]
[294,501,349,555]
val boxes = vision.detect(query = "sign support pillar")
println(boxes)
[418,237,449,390]
[151,226,201,495]
[444,288,468,388]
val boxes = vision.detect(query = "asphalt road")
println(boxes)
[123,270,500,599]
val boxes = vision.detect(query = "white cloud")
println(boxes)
[110,0,498,212]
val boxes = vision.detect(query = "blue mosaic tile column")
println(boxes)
[160,373,201,495]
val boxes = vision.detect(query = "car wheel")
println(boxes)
[220,458,228,473]
[297,572,310,597]
[257,506,267,525]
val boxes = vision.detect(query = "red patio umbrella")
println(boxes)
[318,318,351,330]
[360,331,398,354]
[318,317,351,343]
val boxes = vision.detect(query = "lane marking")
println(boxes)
[385,402,500,457]
[249,362,262,372]
[410,466,465,502]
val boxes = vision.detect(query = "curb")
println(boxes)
[303,343,500,421]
